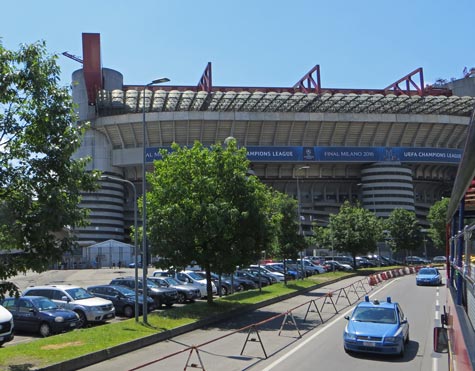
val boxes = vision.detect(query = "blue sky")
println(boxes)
[2,0,474,90]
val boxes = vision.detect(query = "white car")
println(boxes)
[0,305,14,346]
[174,271,217,297]
[23,285,115,327]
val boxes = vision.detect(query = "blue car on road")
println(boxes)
[416,267,442,286]
[343,296,409,356]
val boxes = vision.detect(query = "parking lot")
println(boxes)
[5,267,176,347]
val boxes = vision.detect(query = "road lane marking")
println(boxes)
[261,280,398,371]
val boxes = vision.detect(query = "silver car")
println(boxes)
[23,285,115,327]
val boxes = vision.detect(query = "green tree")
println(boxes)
[427,198,449,251]
[385,208,422,258]
[271,191,305,282]
[324,201,382,268]
[0,40,97,294]
[146,140,277,303]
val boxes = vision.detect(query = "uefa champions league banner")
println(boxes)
[146,146,462,163]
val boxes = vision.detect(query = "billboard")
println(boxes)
[146,146,462,164]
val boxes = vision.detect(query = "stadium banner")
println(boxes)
[146,146,462,163]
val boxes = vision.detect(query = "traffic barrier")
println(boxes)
[404,267,410,275]
[368,275,377,286]
[381,272,388,280]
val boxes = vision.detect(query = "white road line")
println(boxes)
[261,280,398,371]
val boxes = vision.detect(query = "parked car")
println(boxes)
[173,271,217,297]
[344,296,409,356]
[87,285,155,317]
[22,285,115,328]
[405,256,429,265]
[323,260,353,272]
[109,277,178,308]
[264,263,298,280]
[1,296,80,337]
[355,257,376,268]
[296,259,326,274]
[147,276,201,303]
[416,267,443,286]
[235,270,269,287]
[222,274,257,291]
[0,304,14,345]
[249,265,285,282]
[432,256,446,264]
[242,268,276,284]
[204,272,242,295]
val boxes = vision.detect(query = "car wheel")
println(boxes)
[123,305,134,318]
[156,299,162,308]
[39,322,52,337]
[76,310,87,328]
[165,303,173,308]
[177,292,186,304]
[405,331,410,344]
[239,284,245,291]
[398,341,405,357]
[221,286,228,295]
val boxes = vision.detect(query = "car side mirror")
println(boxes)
[61,296,70,302]
[401,318,408,324]
[433,326,448,353]
[344,315,350,320]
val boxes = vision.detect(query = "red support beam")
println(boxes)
[82,33,102,105]
[384,68,425,96]
[293,65,321,94]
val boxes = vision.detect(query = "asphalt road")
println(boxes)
[78,273,448,371]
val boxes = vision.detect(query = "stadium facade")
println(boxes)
[70,33,475,255]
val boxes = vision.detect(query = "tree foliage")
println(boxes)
[272,191,305,260]
[146,140,278,302]
[0,40,97,290]
[317,201,382,268]
[427,198,449,251]
[385,208,422,255]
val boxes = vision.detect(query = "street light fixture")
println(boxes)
[142,77,169,323]
[100,175,139,322]
[296,166,310,280]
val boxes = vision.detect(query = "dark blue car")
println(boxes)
[87,285,155,317]
[1,296,80,337]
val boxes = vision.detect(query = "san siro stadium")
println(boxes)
[70,33,475,258]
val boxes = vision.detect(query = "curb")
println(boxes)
[40,274,357,371]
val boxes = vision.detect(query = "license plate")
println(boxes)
[70,323,77,327]
[363,341,376,347]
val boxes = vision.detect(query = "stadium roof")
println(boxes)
[97,89,475,117]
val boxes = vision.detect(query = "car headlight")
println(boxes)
[344,331,357,341]
[54,316,65,323]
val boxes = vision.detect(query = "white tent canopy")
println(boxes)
[83,239,135,268]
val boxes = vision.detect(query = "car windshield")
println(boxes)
[145,279,160,288]
[32,297,58,310]
[352,307,397,324]
[187,272,204,280]
[65,287,95,300]
[164,277,180,286]
[113,286,135,295]
[419,268,438,275]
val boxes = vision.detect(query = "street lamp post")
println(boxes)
[101,175,139,322]
[296,166,309,280]
[142,78,169,323]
